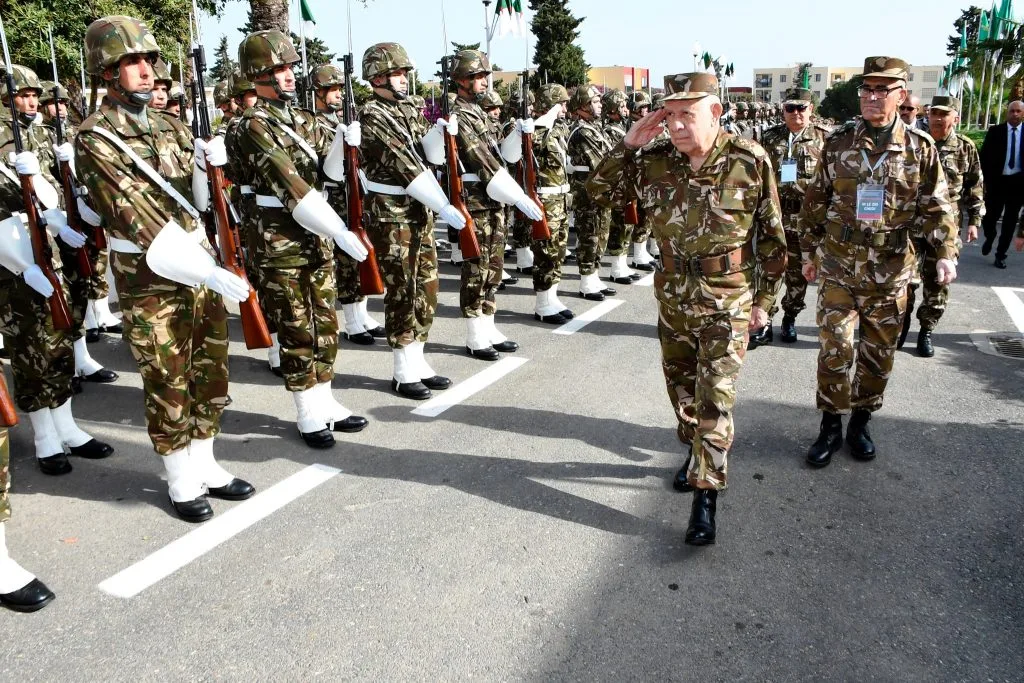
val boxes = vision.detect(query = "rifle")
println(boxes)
[48,26,93,278]
[0,372,16,427]
[78,48,89,119]
[518,71,550,240]
[438,56,480,260]
[190,3,272,350]
[341,52,384,296]
[623,201,639,225]
[0,19,72,331]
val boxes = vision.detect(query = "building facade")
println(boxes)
[751,64,945,103]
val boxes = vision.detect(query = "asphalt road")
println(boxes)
[1,240,1022,682]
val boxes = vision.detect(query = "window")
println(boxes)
[780,74,787,83]
[814,91,821,99]
[815,73,822,82]
[755,73,773,88]
[641,75,648,88]
[624,74,633,88]
[832,74,844,82]
[922,88,936,98]
[924,71,938,83]
[908,73,914,82]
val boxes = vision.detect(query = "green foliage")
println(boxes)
[795,63,813,90]
[948,6,981,58]
[208,34,236,82]
[528,0,588,89]
[818,75,863,122]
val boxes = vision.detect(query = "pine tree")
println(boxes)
[528,0,589,89]
[209,35,237,83]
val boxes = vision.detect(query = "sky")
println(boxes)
[198,0,993,88]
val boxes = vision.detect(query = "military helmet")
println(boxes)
[568,85,600,112]
[152,58,172,85]
[213,80,231,106]
[84,16,160,77]
[651,92,665,110]
[627,90,651,111]
[536,83,569,111]
[735,101,748,110]
[239,30,300,79]
[451,50,491,80]
[1,65,43,98]
[311,64,344,90]
[38,81,70,104]
[480,90,503,109]
[601,88,627,109]
[229,71,255,97]
[169,81,184,99]
[362,42,414,82]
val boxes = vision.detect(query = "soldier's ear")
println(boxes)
[710,100,723,120]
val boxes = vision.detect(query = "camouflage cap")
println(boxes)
[627,90,651,110]
[652,92,665,110]
[153,58,172,85]
[568,84,600,112]
[480,90,503,109]
[451,50,491,79]
[662,72,719,101]
[229,71,255,97]
[169,81,184,99]
[84,16,160,76]
[861,56,909,82]
[602,88,627,109]
[310,64,344,90]
[537,83,570,110]
[783,88,813,104]
[362,42,414,81]
[38,80,70,103]
[213,80,231,106]
[1,65,43,98]
[930,95,961,113]
[239,30,300,79]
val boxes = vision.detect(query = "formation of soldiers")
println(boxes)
[0,12,981,612]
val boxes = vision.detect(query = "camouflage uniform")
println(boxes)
[602,90,632,258]
[503,90,535,260]
[567,86,613,285]
[588,74,787,491]
[531,85,571,293]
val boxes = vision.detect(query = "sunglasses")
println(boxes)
[784,104,808,113]
[899,105,917,112]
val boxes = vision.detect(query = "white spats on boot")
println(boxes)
[74,337,103,377]
[610,254,635,280]
[392,346,419,384]
[647,238,661,257]
[466,316,492,351]
[549,285,571,312]
[407,341,436,379]
[292,387,327,435]
[267,333,281,372]
[189,437,234,489]
[91,297,121,328]
[51,398,93,449]
[163,448,205,502]
[579,272,604,295]
[341,303,366,336]
[632,241,655,266]
[516,247,534,269]
[535,288,563,317]
[483,314,508,344]
[0,524,36,594]
[84,301,98,331]
[450,244,464,265]
[315,381,352,426]
[358,299,382,331]
[27,408,63,460]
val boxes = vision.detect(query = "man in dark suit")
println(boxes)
[980,100,1024,268]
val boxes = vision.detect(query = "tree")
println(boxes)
[947,6,982,58]
[209,35,237,83]
[818,76,863,122]
[795,63,813,90]
[246,0,288,33]
[528,0,589,88]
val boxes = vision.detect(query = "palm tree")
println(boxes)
[248,0,289,32]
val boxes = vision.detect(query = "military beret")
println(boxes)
[663,72,718,101]
[862,56,909,82]
[930,95,960,113]
[783,88,813,104]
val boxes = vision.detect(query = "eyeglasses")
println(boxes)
[858,84,903,99]
[899,105,917,112]
[784,104,808,113]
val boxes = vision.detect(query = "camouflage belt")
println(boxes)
[827,224,909,248]
[658,242,754,277]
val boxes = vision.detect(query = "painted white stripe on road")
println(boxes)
[98,464,340,599]
[553,299,625,336]
[412,356,529,418]
[992,287,1024,333]
[634,272,654,287]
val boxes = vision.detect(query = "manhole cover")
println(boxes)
[990,335,1024,359]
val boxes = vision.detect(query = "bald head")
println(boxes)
[1008,100,1024,127]
[900,94,921,125]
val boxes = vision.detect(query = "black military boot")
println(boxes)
[806,411,843,468]
[0,579,55,613]
[684,489,717,546]
[780,314,797,343]
[672,452,693,493]
[897,284,917,350]
[846,409,876,460]
[748,319,773,349]
[916,330,934,358]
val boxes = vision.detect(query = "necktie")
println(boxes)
[1011,126,1018,170]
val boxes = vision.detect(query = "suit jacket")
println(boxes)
[980,123,1024,182]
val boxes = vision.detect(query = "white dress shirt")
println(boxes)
[1004,122,1022,175]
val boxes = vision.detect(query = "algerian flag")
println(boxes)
[495,0,526,38]
[979,9,991,41]
[300,0,316,36]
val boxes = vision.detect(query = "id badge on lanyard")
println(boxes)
[855,150,888,222]
[781,133,798,183]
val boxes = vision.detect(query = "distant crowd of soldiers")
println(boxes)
[0,11,985,612]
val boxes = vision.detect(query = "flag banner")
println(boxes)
[495,0,526,38]
[300,0,316,36]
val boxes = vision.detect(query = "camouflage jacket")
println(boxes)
[797,117,958,286]
[934,132,984,229]
[567,117,611,196]
[214,112,235,138]
[451,95,505,213]
[0,120,39,280]
[603,119,628,147]
[314,110,347,213]
[231,97,333,268]
[0,113,61,195]
[75,97,203,293]
[358,94,433,225]
[587,129,788,311]
[759,122,830,226]
[42,116,78,143]
[534,118,570,190]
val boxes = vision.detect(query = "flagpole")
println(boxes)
[298,0,310,109]
[483,1,494,90]
[970,55,987,129]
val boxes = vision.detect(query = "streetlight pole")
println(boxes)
[692,41,701,72]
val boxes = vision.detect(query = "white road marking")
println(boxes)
[411,356,529,418]
[98,464,340,599]
[992,287,1024,333]
[634,273,654,287]
[553,299,625,336]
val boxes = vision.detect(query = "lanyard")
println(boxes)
[860,150,889,181]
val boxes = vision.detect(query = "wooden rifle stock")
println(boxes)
[21,176,72,330]
[0,372,17,427]
[623,200,639,225]
[521,130,550,241]
[444,130,480,259]
[57,159,93,278]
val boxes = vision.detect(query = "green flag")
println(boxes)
[979,9,991,41]
[300,0,316,34]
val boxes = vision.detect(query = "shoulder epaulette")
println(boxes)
[827,120,856,140]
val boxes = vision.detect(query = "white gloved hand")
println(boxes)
[344,120,361,147]
[518,118,535,134]
[936,258,958,285]
[14,151,40,176]
[57,224,86,249]
[42,207,69,233]
[77,197,103,227]
[53,142,74,163]
[197,136,227,168]
[334,231,368,262]
[23,264,54,298]
[436,116,459,136]
[515,197,544,222]
[439,204,467,230]
[204,267,250,304]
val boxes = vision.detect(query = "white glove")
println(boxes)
[936,258,957,285]
[53,142,74,163]
[42,207,69,234]
[334,231,369,261]
[439,204,467,230]
[203,267,250,304]
[515,197,544,222]
[23,264,54,298]
[518,118,535,134]
[196,136,228,168]
[77,197,103,227]
[57,224,86,249]
[13,151,40,176]
[437,115,458,136]
[343,121,361,148]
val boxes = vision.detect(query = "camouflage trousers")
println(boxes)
[632,208,652,245]
[532,194,570,291]
[0,427,9,524]
[118,281,230,455]
[815,277,907,414]
[912,238,948,332]
[767,230,808,318]
[655,271,752,492]
[0,275,75,413]
[87,242,110,300]
[366,219,438,349]
[335,250,365,307]
[607,209,632,257]
[510,210,532,250]
[259,262,339,392]
[574,194,612,276]
[461,207,507,317]
[58,242,88,341]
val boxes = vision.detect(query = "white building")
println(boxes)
[751,64,945,103]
